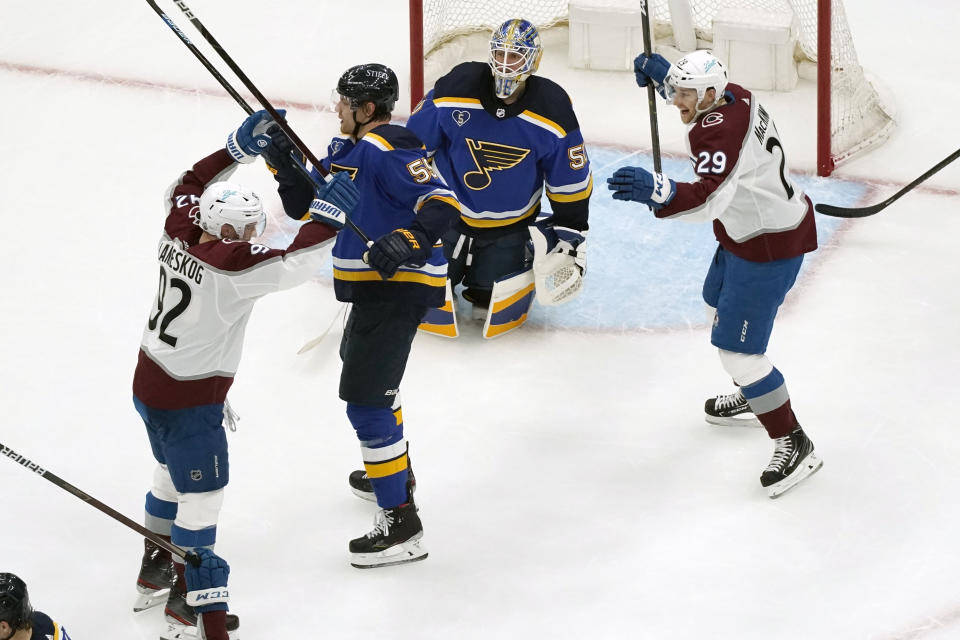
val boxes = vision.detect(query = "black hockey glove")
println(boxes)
[366,228,431,279]
[261,123,302,174]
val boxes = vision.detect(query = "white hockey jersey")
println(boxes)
[133,148,336,410]
[656,83,817,262]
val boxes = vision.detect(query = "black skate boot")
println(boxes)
[133,537,175,613]
[161,562,240,640]
[760,426,823,498]
[705,388,759,426]
[349,503,428,568]
[349,456,416,503]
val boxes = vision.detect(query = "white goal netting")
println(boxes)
[419,0,894,171]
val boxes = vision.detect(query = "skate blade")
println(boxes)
[349,486,378,502]
[161,622,239,640]
[706,414,761,427]
[767,452,824,499]
[132,588,169,613]
[351,536,428,569]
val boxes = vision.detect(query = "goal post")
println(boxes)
[407,0,894,177]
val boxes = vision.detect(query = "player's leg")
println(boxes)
[339,301,429,568]
[132,397,178,613]
[708,248,822,498]
[149,403,239,638]
[461,229,530,318]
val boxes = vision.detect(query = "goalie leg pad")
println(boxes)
[418,280,459,338]
[483,268,536,339]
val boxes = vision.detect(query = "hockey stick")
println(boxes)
[145,0,372,244]
[815,147,960,218]
[639,0,662,173]
[0,441,197,566]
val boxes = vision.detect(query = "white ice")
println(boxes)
[1,1,958,639]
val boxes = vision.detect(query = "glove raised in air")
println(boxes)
[226,108,287,164]
[309,172,360,229]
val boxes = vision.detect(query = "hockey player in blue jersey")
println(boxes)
[263,63,460,567]
[0,573,71,640]
[406,18,592,337]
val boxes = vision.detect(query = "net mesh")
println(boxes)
[420,0,894,169]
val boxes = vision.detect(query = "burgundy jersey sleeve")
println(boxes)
[655,104,750,221]
[164,148,238,244]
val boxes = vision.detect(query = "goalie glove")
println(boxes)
[528,222,587,306]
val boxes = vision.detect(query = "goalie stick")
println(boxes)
[145,0,372,245]
[815,147,960,218]
[640,0,662,173]
[0,440,198,566]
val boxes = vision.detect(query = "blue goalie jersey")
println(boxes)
[407,61,592,237]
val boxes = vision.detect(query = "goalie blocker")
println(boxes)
[417,222,586,338]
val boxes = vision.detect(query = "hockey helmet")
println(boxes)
[196,181,266,239]
[488,18,542,99]
[336,63,399,120]
[0,573,32,631]
[666,50,728,113]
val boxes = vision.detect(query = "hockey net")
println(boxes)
[412,0,895,176]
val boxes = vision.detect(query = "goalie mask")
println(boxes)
[666,50,728,118]
[0,573,32,631]
[488,18,542,100]
[196,181,266,240]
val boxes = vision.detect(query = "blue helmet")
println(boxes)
[0,573,32,631]
[488,19,542,99]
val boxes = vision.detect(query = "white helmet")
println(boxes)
[667,50,728,115]
[488,18,543,99]
[196,182,266,239]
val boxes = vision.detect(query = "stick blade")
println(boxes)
[814,202,884,218]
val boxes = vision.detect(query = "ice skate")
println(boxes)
[705,388,760,427]
[133,538,175,613]
[761,426,823,498]
[349,503,428,568]
[348,460,416,503]
[161,568,240,640]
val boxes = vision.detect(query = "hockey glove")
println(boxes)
[227,108,287,164]
[528,221,587,305]
[634,53,673,99]
[184,548,230,613]
[309,173,359,230]
[607,166,676,208]
[366,228,431,280]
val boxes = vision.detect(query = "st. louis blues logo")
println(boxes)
[330,163,359,180]
[451,110,471,126]
[462,138,530,190]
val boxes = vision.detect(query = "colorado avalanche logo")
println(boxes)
[701,112,724,128]
[451,110,471,126]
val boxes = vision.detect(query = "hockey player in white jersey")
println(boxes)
[130,108,358,640]
[607,50,823,498]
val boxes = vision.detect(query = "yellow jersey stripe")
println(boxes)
[462,204,538,228]
[364,132,394,151]
[434,97,483,106]
[520,110,567,137]
[547,176,594,203]
[334,269,447,287]
[418,194,461,212]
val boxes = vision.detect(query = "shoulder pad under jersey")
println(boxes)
[433,61,490,100]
